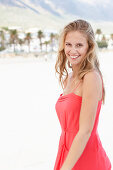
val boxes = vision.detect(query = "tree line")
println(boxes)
[0,27,59,53]
[0,27,113,53]
[95,29,113,48]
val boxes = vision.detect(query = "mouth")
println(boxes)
[70,55,80,60]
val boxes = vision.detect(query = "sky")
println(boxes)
[78,0,111,5]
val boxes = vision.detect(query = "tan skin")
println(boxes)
[63,71,102,102]
[64,31,89,77]
[63,31,102,101]
[60,31,103,170]
[63,72,83,97]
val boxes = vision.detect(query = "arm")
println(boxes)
[60,71,101,170]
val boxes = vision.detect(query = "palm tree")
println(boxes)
[9,29,18,52]
[2,27,10,48]
[37,30,44,52]
[97,34,108,48]
[95,29,102,41]
[0,30,5,50]
[2,27,9,32]
[50,33,56,52]
[110,34,113,40]
[54,33,59,41]
[18,38,24,52]
[95,29,102,34]
[101,35,106,42]
[25,32,32,53]
[43,40,50,53]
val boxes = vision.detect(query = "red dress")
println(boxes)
[54,75,111,170]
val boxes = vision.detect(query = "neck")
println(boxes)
[72,65,80,78]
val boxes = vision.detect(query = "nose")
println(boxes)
[70,45,78,53]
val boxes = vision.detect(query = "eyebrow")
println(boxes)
[65,42,83,44]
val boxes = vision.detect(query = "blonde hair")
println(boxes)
[55,19,105,104]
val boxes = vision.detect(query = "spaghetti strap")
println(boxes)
[72,80,82,93]
[54,71,111,170]
[99,73,104,101]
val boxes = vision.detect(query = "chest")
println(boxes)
[55,94,82,130]
[63,78,83,96]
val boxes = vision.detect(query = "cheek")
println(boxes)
[81,47,88,55]
[64,47,69,54]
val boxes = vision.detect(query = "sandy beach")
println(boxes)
[0,51,112,169]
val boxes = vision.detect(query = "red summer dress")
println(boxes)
[54,74,111,170]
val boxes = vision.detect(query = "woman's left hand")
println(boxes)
[60,167,71,170]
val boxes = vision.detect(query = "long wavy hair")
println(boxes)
[55,19,105,104]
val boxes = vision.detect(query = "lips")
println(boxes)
[70,55,80,59]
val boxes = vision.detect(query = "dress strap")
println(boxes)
[99,72,104,101]
[72,80,82,93]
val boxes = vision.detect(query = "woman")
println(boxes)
[54,19,111,170]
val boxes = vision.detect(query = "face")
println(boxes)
[64,31,89,68]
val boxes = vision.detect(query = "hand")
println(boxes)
[60,167,71,170]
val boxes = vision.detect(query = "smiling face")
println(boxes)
[64,31,89,69]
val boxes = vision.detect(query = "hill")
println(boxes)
[0,0,113,34]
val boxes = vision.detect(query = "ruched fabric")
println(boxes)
[54,90,111,170]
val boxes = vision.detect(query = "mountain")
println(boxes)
[0,0,113,34]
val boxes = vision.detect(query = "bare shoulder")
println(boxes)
[82,69,102,101]
[83,70,101,83]
[83,69,102,88]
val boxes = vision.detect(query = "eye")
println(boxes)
[76,43,83,47]
[65,43,71,46]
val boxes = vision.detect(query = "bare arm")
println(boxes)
[60,71,101,170]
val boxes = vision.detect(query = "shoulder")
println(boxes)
[82,69,102,100]
[83,69,101,84]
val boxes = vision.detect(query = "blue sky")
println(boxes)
[77,0,111,5]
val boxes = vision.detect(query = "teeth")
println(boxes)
[70,55,79,59]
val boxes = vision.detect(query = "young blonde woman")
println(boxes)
[54,19,111,170]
